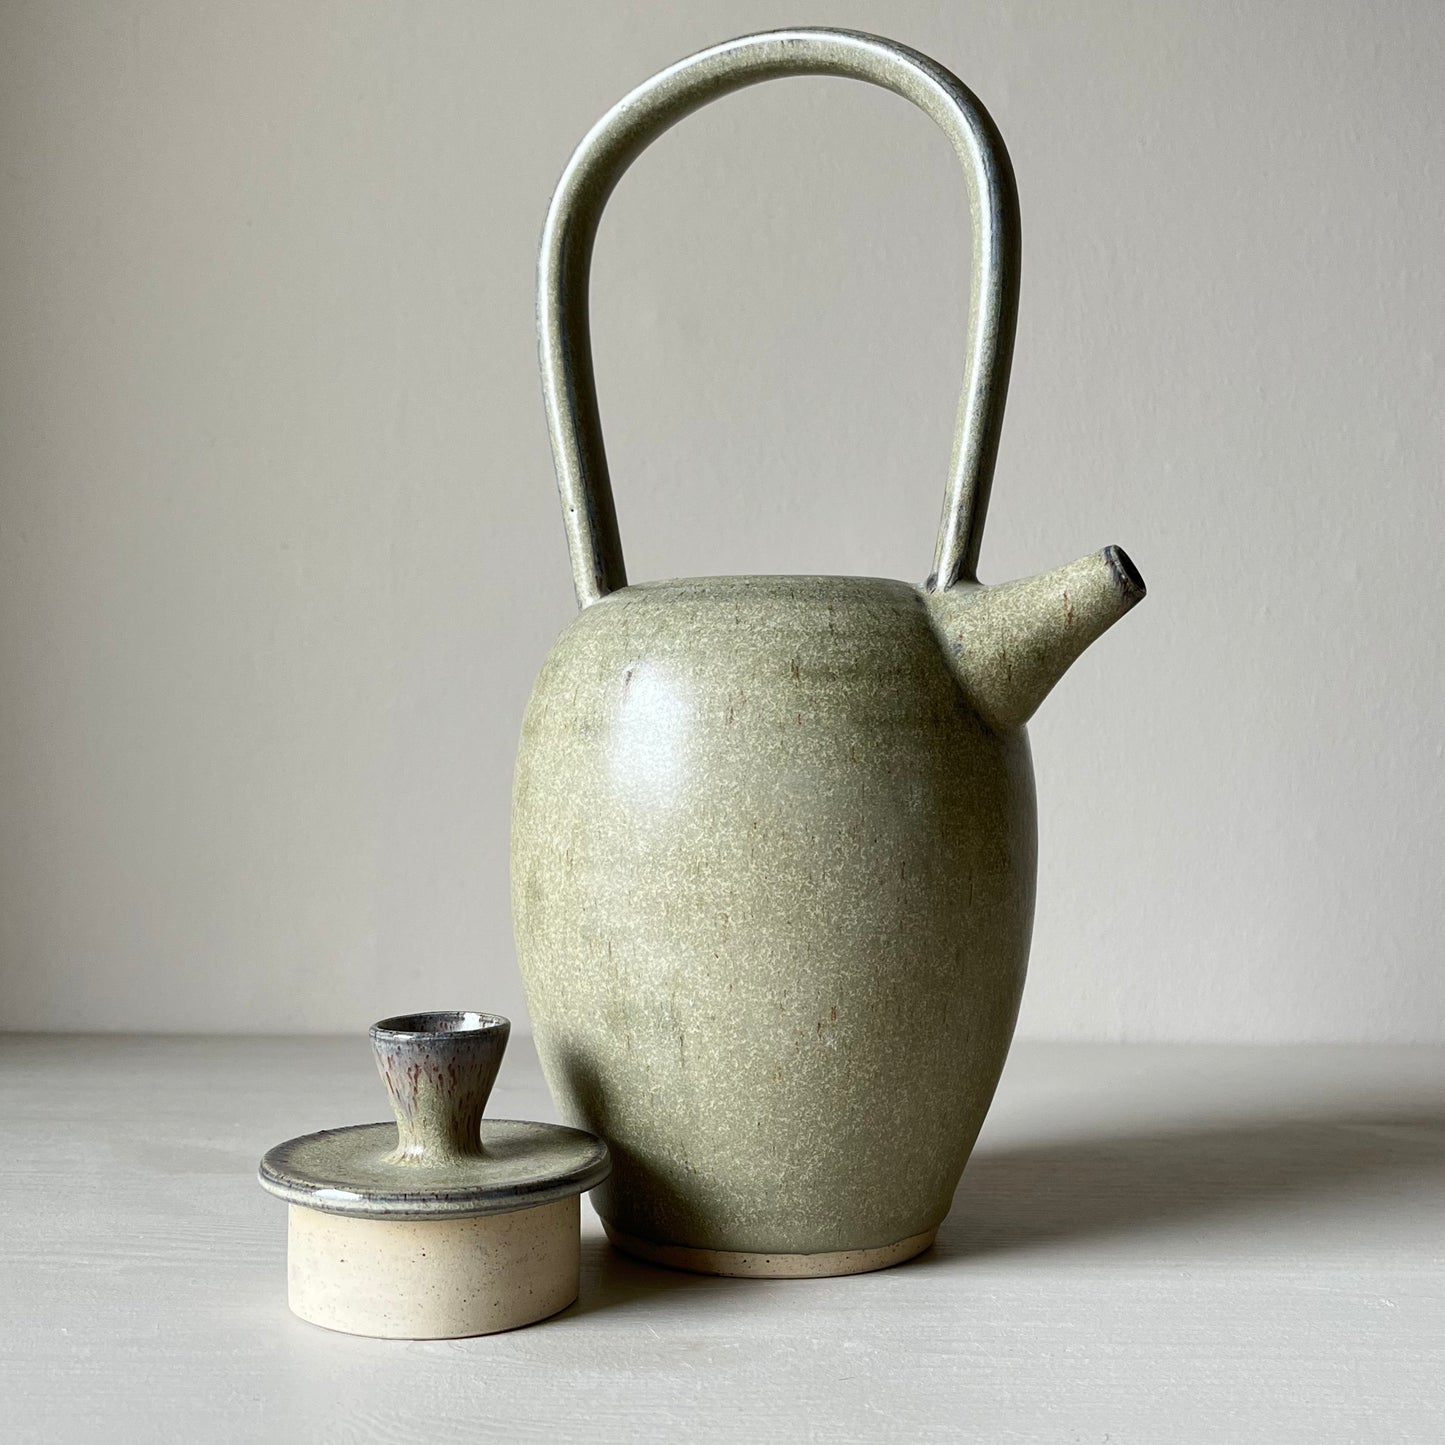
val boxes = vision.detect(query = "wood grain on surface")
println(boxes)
[1,1036,1441,1443]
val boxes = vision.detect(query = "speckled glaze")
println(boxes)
[513,30,1146,1276]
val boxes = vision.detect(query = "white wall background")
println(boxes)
[1,1,1441,1040]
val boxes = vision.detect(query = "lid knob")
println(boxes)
[370,1011,510,1165]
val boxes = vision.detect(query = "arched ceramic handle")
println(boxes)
[537,27,1021,607]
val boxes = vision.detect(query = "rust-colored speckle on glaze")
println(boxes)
[514,28,1146,1277]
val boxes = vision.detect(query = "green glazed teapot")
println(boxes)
[512,28,1145,1277]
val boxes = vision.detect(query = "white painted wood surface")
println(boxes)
[2,1036,1442,1442]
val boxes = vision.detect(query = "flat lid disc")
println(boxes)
[258,1119,610,1220]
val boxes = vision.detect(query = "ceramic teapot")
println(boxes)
[512,28,1145,1278]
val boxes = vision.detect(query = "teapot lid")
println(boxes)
[257,1011,609,1220]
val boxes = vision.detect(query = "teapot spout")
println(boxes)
[925,547,1146,732]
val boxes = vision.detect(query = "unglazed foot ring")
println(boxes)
[603,1223,937,1279]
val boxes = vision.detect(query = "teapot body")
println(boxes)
[512,575,1035,1273]
[515,27,1145,1276]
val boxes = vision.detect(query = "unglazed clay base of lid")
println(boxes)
[256,1010,610,1338]
[286,1195,582,1339]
